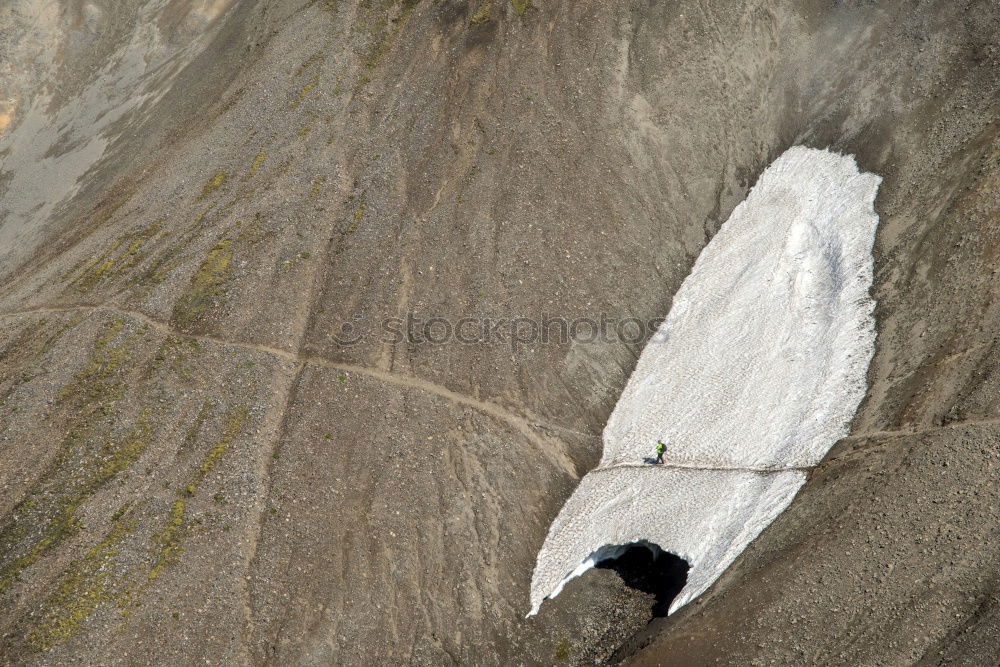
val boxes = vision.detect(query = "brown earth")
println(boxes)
[0,0,996,665]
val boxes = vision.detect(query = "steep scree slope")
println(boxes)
[0,0,996,664]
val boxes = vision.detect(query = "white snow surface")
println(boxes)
[529,146,881,616]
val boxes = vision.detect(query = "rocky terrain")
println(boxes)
[0,0,996,664]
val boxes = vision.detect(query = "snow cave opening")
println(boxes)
[593,541,690,618]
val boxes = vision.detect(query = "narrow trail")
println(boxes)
[2,303,301,360]
[837,419,1000,440]
[3,303,995,467]
[0,304,580,471]
[235,360,304,665]
[592,461,813,475]
[587,417,1000,477]
[590,416,1000,476]
[308,356,581,476]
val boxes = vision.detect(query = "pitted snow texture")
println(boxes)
[530,147,881,616]
[605,147,882,469]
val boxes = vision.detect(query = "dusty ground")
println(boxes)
[0,0,996,664]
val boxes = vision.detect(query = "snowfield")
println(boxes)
[530,146,882,616]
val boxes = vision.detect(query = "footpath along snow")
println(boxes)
[529,146,882,616]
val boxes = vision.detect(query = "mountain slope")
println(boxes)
[0,0,996,664]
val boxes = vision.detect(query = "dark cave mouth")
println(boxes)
[592,541,690,617]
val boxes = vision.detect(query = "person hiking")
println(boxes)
[655,440,666,464]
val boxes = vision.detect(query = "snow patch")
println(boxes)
[529,146,881,616]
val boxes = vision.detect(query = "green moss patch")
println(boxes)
[182,400,214,450]
[198,406,248,479]
[0,407,153,597]
[554,636,571,661]
[198,171,228,200]
[292,72,321,110]
[148,500,187,583]
[471,0,492,25]
[172,238,234,325]
[345,198,366,234]
[295,48,327,78]
[246,150,267,179]
[67,220,164,291]
[27,515,138,652]
[58,318,141,405]
[311,175,326,198]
